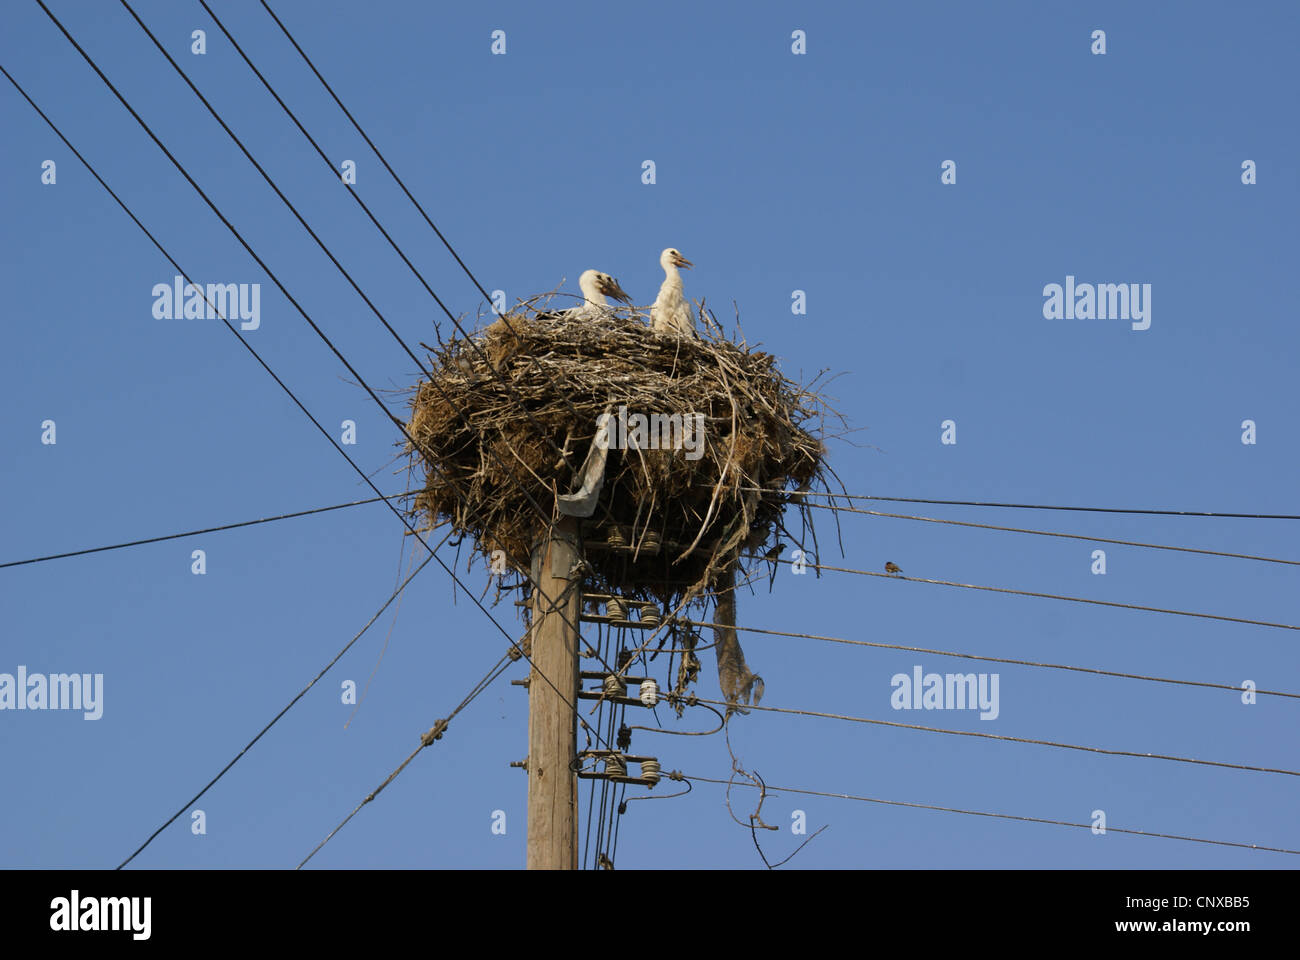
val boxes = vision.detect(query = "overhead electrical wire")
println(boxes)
[1,48,606,867]
[11,487,1298,576]
[299,567,602,868]
[142,0,629,686]
[22,17,624,880]
[117,548,439,869]
[116,0,565,537]
[2,38,547,684]
[33,0,614,698]
[168,0,696,697]
[681,775,1300,857]
[679,619,1300,701]
[259,0,493,304]
[255,0,597,439]
[298,647,517,869]
[795,500,1300,566]
[0,495,397,570]
[689,698,1300,778]
[193,0,585,474]
[749,487,1300,521]
[777,557,1300,632]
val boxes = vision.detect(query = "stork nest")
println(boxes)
[403,299,838,611]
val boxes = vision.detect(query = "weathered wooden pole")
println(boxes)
[526,516,581,869]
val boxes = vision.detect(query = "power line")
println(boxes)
[118,0,625,688]
[681,775,1300,857]
[679,619,1300,701]
[256,0,617,482]
[116,0,551,522]
[256,0,595,427]
[590,497,1300,715]
[757,488,1300,521]
[298,646,517,869]
[780,558,1300,632]
[164,0,617,675]
[798,500,1300,566]
[39,0,406,435]
[38,8,623,855]
[33,2,612,700]
[115,0,561,539]
[187,0,680,692]
[259,0,496,307]
[2,46,600,806]
[117,549,438,869]
[194,0,585,476]
[0,495,397,570]
[297,566,606,868]
[116,0,436,415]
[3,39,513,657]
[9,482,1291,595]
[690,698,1300,778]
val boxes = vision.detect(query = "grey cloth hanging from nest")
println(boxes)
[711,563,764,714]
[556,412,612,518]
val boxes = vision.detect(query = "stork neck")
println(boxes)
[578,279,606,307]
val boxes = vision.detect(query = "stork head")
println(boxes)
[597,272,632,304]
[660,247,693,270]
[578,269,631,305]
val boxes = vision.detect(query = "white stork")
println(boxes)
[566,269,632,319]
[650,247,694,336]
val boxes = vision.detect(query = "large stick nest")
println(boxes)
[403,300,835,611]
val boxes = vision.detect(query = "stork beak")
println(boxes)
[674,254,693,269]
[604,277,632,303]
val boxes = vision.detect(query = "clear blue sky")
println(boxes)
[2,0,1297,869]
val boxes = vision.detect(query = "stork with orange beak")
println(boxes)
[567,268,632,320]
[534,269,631,321]
[650,247,695,336]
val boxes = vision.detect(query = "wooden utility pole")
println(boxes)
[526,516,581,869]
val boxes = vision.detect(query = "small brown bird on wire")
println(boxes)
[885,561,903,575]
